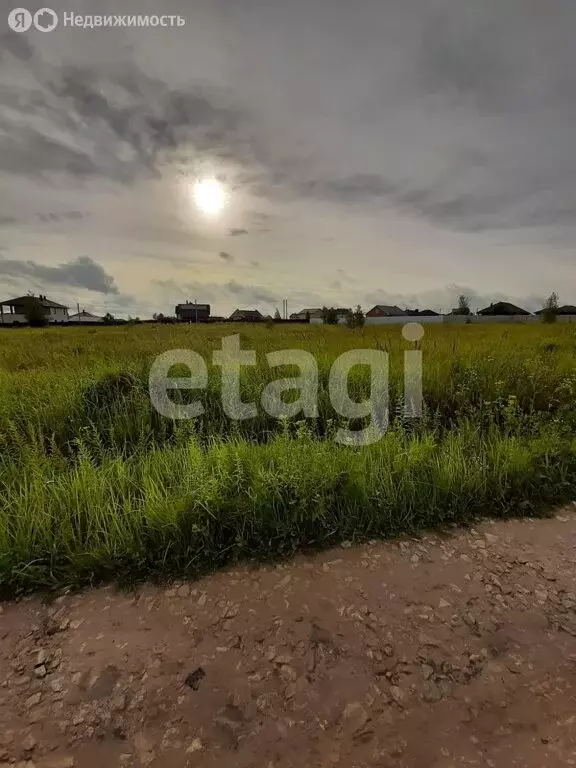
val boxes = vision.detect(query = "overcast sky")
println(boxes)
[1,0,575,317]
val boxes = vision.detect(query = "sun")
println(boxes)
[192,178,227,216]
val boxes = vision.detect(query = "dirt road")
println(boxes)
[2,511,576,768]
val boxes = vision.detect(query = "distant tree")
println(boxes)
[346,305,365,329]
[24,302,48,327]
[274,308,282,320]
[153,312,165,323]
[103,312,115,324]
[541,292,559,324]
[456,295,471,316]
[322,306,339,325]
[305,311,311,323]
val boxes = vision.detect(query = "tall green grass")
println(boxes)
[1,323,576,591]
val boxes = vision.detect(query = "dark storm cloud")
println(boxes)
[228,228,249,236]
[0,255,119,294]
[0,32,34,61]
[302,170,576,233]
[219,251,234,262]
[0,44,246,183]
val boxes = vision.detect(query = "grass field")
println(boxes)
[1,321,576,592]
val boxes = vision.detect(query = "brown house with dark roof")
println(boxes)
[229,309,264,322]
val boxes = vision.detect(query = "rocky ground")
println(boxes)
[2,510,576,767]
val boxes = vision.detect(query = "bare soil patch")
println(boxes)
[2,511,576,767]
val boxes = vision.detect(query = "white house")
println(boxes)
[68,310,104,323]
[0,295,69,324]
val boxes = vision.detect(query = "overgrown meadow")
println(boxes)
[1,322,576,592]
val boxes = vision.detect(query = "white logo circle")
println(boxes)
[33,7,58,31]
[8,7,33,32]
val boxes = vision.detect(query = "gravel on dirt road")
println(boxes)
[2,510,576,767]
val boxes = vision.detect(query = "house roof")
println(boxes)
[69,310,103,319]
[290,308,321,318]
[0,295,68,309]
[175,303,210,311]
[230,308,264,319]
[366,305,407,316]
[415,309,440,316]
[535,305,576,315]
[478,301,530,316]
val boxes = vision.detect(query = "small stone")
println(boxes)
[186,739,204,753]
[438,598,451,609]
[279,665,298,683]
[421,664,434,680]
[111,694,126,712]
[35,650,47,667]
[342,702,369,733]
[22,734,37,751]
[25,693,42,709]
[177,585,191,598]
[185,667,206,691]
[284,683,297,700]
[49,679,63,694]
[389,686,406,706]
[34,666,47,679]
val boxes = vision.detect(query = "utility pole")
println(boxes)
[77,301,81,325]
[195,298,198,324]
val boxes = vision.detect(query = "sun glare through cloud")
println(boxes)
[192,178,228,216]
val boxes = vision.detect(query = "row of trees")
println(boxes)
[322,305,365,328]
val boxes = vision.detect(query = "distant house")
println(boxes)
[535,305,576,316]
[175,302,210,323]
[68,310,103,323]
[478,302,530,316]
[365,304,407,325]
[229,309,264,322]
[366,305,407,318]
[411,309,440,317]
[290,308,321,321]
[308,309,327,324]
[0,294,69,324]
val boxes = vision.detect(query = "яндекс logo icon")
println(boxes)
[8,8,33,32]
[33,8,58,31]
